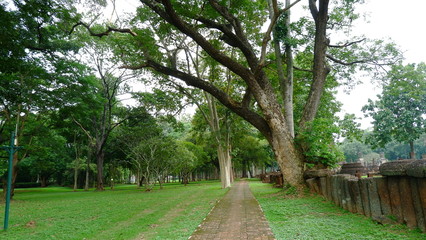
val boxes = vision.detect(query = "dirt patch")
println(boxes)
[25,220,36,228]
[149,224,159,228]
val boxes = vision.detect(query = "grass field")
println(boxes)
[0,181,227,240]
[249,181,425,240]
[2,180,425,240]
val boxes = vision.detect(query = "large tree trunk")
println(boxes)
[267,119,305,187]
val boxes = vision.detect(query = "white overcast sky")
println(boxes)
[116,0,426,129]
[335,0,426,129]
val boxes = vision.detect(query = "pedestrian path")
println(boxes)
[189,180,275,240]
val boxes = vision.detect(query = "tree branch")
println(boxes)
[259,0,301,67]
[141,0,254,83]
[69,21,137,37]
[326,54,370,66]
[308,0,319,21]
[72,116,94,143]
[293,66,313,73]
[241,88,252,108]
[122,59,271,137]
[328,38,366,48]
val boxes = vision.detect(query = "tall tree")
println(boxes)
[0,0,88,198]
[362,63,426,159]
[74,0,400,187]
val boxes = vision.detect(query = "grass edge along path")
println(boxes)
[0,181,227,240]
[249,180,425,240]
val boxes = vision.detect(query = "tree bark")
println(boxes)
[96,149,105,191]
[409,141,415,159]
[267,116,305,187]
[84,141,92,191]
[268,0,295,138]
[242,160,248,178]
[73,167,78,191]
[284,0,295,138]
[207,93,233,188]
[300,0,330,129]
[40,176,47,187]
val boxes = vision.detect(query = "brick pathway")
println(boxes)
[189,180,275,240]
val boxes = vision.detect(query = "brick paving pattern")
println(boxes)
[189,180,275,240]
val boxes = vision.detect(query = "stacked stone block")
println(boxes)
[259,172,283,187]
[305,159,426,232]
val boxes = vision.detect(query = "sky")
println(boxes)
[334,0,426,129]
[115,0,426,129]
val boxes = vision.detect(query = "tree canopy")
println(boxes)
[362,63,426,159]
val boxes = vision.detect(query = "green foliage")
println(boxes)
[297,118,344,167]
[362,63,426,150]
[381,133,426,160]
[328,0,365,32]
[338,113,363,141]
[249,181,425,240]
[232,134,273,171]
[339,138,374,162]
[20,129,71,185]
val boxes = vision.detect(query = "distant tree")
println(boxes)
[362,63,426,159]
[21,130,71,187]
[380,133,426,160]
[339,139,373,163]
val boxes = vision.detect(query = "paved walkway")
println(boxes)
[189,180,275,240]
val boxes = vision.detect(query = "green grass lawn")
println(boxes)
[249,180,425,240]
[0,181,227,240]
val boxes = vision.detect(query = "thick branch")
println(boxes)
[123,60,271,137]
[259,0,301,67]
[241,88,252,108]
[69,21,137,37]
[308,0,319,21]
[72,116,94,143]
[328,38,366,48]
[293,66,313,73]
[198,1,260,72]
[300,0,330,129]
[326,54,369,66]
[208,0,245,40]
[142,0,254,83]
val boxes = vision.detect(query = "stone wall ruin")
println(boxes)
[305,159,426,232]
